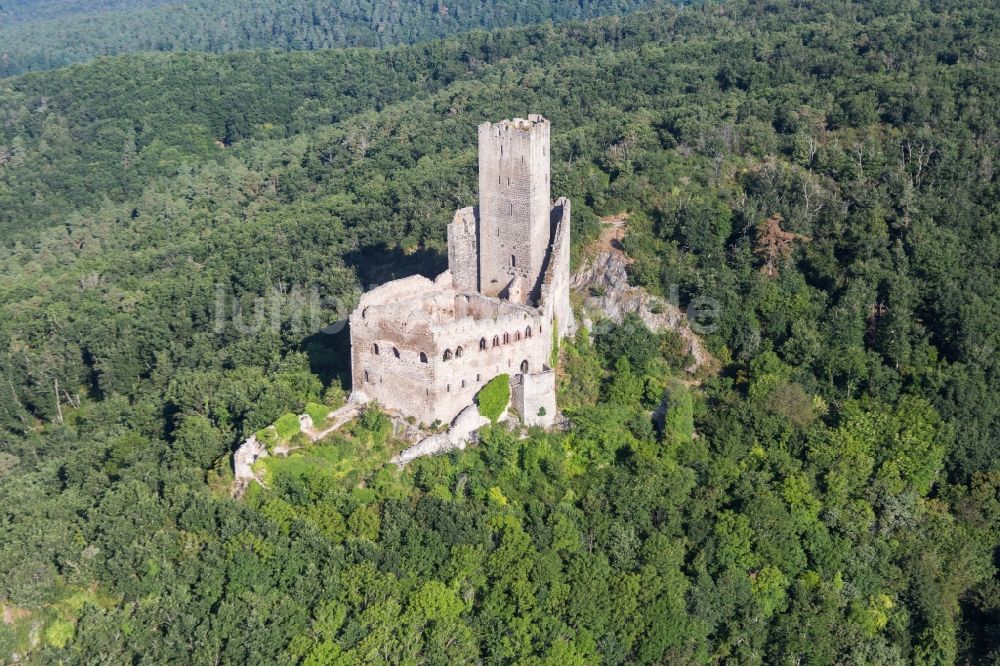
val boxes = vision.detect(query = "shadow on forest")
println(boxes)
[301,243,447,390]
[343,243,447,289]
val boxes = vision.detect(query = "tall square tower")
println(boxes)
[477,115,551,302]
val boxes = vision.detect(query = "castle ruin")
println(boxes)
[349,115,573,427]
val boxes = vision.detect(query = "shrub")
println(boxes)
[289,432,311,450]
[322,383,347,409]
[477,374,510,423]
[662,380,694,447]
[274,413,301,441]
[256,426,278,453]
[358,404,392,443]
[304,401,330,425]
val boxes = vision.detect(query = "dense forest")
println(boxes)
[1,0,999,663]
[0,0,664,75]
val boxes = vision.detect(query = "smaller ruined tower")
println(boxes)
[477,115,551,302]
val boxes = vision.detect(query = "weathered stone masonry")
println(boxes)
[349,115,573,427]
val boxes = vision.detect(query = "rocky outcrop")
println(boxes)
[571,248,714,374]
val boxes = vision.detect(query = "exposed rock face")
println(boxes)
[571,249,714,373]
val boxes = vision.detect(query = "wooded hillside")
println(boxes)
[1,0,998,663]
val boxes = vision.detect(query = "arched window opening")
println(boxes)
[364,370,370,383]
[492,336,500,347]
[525,326,532,338]
[443,349,453,361]
[520,360,529,373]
[419,352,428,363]
[503,332,510,344]
[515,331,521,341]
[480,338,487,350]
[392,347,400,359]
[373,343,379,354]
[455,347,463,358]
[461,380,466,388]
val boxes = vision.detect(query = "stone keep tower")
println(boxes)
[477,115,551,302]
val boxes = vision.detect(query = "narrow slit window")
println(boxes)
[511,254,516,267]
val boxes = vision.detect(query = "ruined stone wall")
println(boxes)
[423,296,551,422]
[350,289,438,418]
[512,370,556,427]
[351,283,554,425]
[477,115,551,301]
[351,202,571,425]
[539,198,575,340]
[448,206,478,292]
